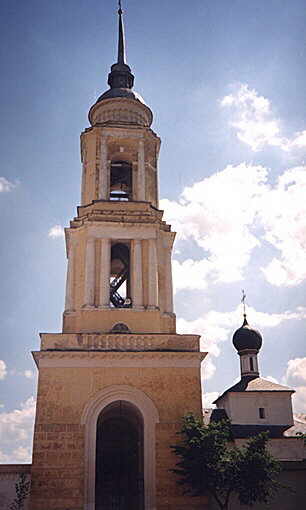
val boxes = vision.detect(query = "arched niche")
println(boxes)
[81,385,159,510]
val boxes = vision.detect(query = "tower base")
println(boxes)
[30,332,208,510]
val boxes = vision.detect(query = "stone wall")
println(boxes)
[30,349,208,510]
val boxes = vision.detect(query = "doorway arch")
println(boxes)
[96,400,144,510]
[81,385,159,510]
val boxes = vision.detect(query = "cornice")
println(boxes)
[32,350,207,368]
[68,202,171,232]
[40,333,200,352]
[82,124,160,142]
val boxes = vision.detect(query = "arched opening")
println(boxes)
[95,400,144,510]
[110,243,131,308]
[82,385,159,510]
[110,161,132,201]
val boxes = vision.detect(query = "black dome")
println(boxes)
[233,316,263,352]
[96,87,146,104]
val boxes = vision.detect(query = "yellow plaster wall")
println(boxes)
[30,360,208,510]
[80,125,160,207]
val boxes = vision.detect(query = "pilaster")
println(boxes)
[65,239,75,312]
[147,238,158,309]
[99,238,111,308]
[84,238,95,307]
[131,239,144,309]
[137,139,146,201]
[99,137,108,200]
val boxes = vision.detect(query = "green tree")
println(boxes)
[9,472,30,510]
[171,414,282,510]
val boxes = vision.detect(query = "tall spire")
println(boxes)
[117,1,126,65]
[106,1,134,91]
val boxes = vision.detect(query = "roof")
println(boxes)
[214,376,294,403]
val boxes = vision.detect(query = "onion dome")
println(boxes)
[233,315,263,353]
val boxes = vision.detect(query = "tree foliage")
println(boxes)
[171,414,282,510]
[9,473,30,510]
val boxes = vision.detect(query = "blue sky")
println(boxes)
[0,0,306,463]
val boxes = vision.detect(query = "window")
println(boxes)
[250,357,254,371]
[110,161,132,201]
[259,407,265,419]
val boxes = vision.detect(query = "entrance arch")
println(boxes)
[96,401,144,510]
[81,385,159,510]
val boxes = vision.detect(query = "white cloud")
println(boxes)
[290,130,306,148]
[292,388,306,414]
[0,360,7,380]
[285,358,306,387]
[172,259,214,292]
[0,396,36,464]
[178,306,305,369]
[162,162,267,289]
[48,224,65,238]
[221,84,306,152]
[259,166,306,286]
[283,358,306,413]
[202,392,219,409]
[0,177,16,193]
[201,357,216,381]
[162,161,306,289]
[24,370,35,379]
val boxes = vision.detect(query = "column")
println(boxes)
[131,239,143,309]
[164,237,174,313]
[84,238,95,307]
[65,239,75,312]
[137,139,145,201]
[147,239,159,309]
[99,137,108,199]
[99,238,111,308]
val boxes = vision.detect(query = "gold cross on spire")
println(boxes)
[241,289,247,316]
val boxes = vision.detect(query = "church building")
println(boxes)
[27,5,207,510]
[0,5,305,510]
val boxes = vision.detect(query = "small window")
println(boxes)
[259,408,265,419]
[250,357,254,371]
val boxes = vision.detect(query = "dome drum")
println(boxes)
[88,97,153,128]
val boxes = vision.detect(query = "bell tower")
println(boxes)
[63,6,174,336]
[30,5,208,510]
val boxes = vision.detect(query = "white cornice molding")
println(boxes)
[40,332,200,352]
[33,351,207,368]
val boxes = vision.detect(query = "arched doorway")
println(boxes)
[95,400,144,510]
